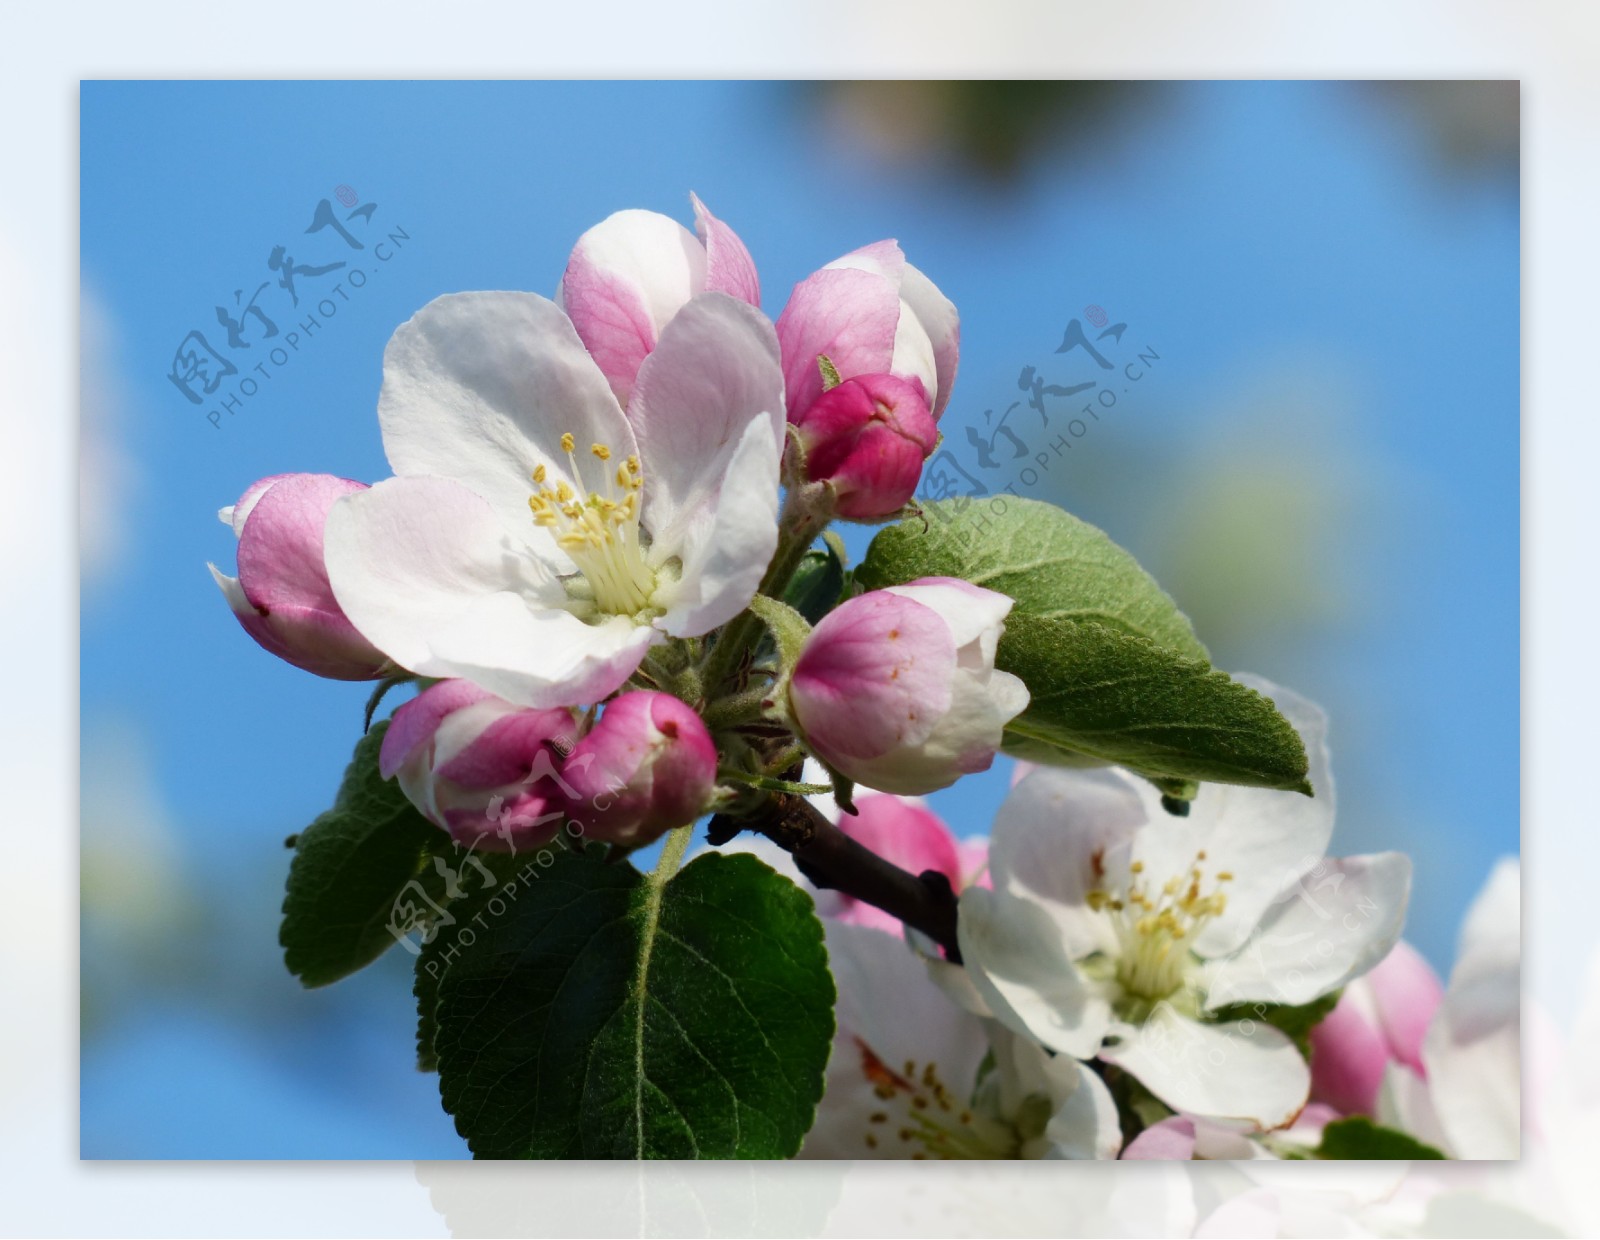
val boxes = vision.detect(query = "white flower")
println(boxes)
[324,290,785,708]
[957,677,1413,1130]
[802,918,1121,1159]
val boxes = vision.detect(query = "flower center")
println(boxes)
[528,432,657,618]
[1088,850,1232,1005]
[852,1039,1020,1159]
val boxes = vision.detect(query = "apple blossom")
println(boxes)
[380,679,583,851]
[957,678,1414,1130]
[791,372,938,520]
[208,472,392,680]
[562,690,718,847]
[801,919,1121,1159]
[776,239,959,424]
[788,577,1030,795]
[1309,939,1443,1117]
[557,193,760,406]
[323,288,785,709]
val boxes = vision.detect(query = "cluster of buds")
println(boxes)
[379,681,718,852]
[777,241,957,520]
[209,197,1018,849]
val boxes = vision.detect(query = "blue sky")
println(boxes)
[80,80,1518,1157]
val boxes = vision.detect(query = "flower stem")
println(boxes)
[706,793,963,961]
[718,771,831,797]
[653,824,693,883]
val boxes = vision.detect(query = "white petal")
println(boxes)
[1424,857,1521,1159]
[899,261,960,420]
[1375,1061,1452,1152]
[987,765,1149,958]
[1203,852,1413,1009]
[801,920,989,1159]
[651,412,781,638]
[377,291,635,546]
[628,292,784,555]
[428,593,658,709]
[955,887,1112,1060]
[888,301,939,402]
[1132,675,1336,958]
[1100,1005,1310,1129]
[983,1026,1122,1159]
[207,563,252,617]
[324,475,651,707]
[882,578,1012,651]
[1044,1057,1123,1160]
[564,208,706,332]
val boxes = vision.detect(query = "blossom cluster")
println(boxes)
[209,196,1021,838]
[208,196,1473,1162]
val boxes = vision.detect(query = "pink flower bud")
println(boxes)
[208,473,391,680]
[1309,939,1444,1116]
[380,680,584,851]
[557,193,760,405]
[793,373,937,519]
[562,691,718,847]
[776,239,959,425]
[789,577,1029,795]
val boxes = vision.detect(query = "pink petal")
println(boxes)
[775,267,900,421]
[235,473,366,617]
[558,253,658,406]
[380,680,497,778]
[1120,1116,1197,1160]
[435,706,582,789]
[1364,939,1445,1074]
[691,192,759,306]
[1308,991,1393,1117]
[223,472,295,537]
[791,591,955,763]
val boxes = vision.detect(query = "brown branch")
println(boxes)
[707,793,962,962]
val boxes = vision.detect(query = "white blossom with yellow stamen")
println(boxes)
[956,677,1413,1131]
[800,919,1122,1159]
[323,289,785,708]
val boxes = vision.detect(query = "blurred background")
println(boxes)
[79,80,1518,1158]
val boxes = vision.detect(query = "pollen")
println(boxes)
[853,1040,1017,1158]
[528,431,655,616]
[1087,848,1234,1002]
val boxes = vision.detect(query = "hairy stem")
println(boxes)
[707,794,962,962]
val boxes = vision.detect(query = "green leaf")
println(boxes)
[280,723,455,988]
[1316,1116,1446,1160]
[426,844,835,1158]
[783,543,846,626]
[857,499,1309,794]
[1211,990,1341,1057]
[414,950,443,1072]
[859,497,1209,661]
[999,617,1311,792]
[747,594,813,671]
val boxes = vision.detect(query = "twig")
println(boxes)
[707,793,963,962]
